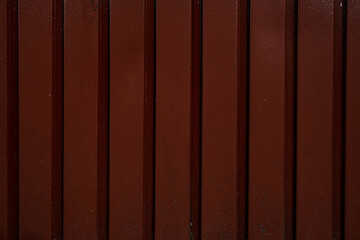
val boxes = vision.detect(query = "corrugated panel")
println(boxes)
[0,0,359,239]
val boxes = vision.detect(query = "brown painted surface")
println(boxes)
[155,0,192,238]
[18,0,52,238]
[297,0,336,239]
[202,0,238,239]
[64,0,99,238]
[109,0,145,238]
[249,0,286,239]
[345,1,360,239]
[0,0,8,238]
[1,1,360,239]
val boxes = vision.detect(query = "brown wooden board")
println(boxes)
[63,0,99,238]
[155,0,192,238]
[202,0,239,238]
[345,1,360,239]
[18,0,52,238]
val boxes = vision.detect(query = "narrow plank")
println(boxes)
[248,0,286,238]
[0,0,8,238]
[18,0,52,238]
[64,0,99,238]
[155,0,192,238]
[345,1,360,239]
[297,0,336,238]
[202,0,238,239]
[109,0,145,238]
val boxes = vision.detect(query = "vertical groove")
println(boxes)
[190,0,202,239]
[7,0,19,239]
[284,0,297,239]
[51,0,64,239]
[340,0,347,238]
[237,0,250,238]
[333,0,346,239]
[143,0,156,238]
[97,0,110,239]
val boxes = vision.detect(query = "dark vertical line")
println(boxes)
[340,0,347,239]
[333,0,346,239]
[190,0,202,239]
[143,0,156,238]
[237,0,249,239]
[51,0,64,239]
[293,0,298,239]
[97,0,110,239]
[6,0,19,239]
[284,0,297,239]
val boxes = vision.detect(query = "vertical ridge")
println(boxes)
[190,0,202,239]
[333,0,346,239]
[237,0,250,238]
[284,0,297,239]
[97,0,110,239]
[143,0,156,238]
[7,0,19,238]
[51,0,64,239]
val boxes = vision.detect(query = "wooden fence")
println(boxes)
[1,0,359,239]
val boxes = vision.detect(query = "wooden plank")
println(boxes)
[109,0,145,238]
[63,0,99,238]
[345,1,360,239]
[248,0,287,238]
[0,0,8,238]
[155,0,192,238]
[18,0,52,238]
[202,0,239,238]
[297,0,338,238]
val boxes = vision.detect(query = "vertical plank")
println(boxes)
[297,0,339,238]
[109,0,145,238]
[0,0,8,238]
[345,1,360,239]
[202,0,238,239]
[248,0,286,239]
[64,0,99,238]
[18,0,52,238]
[155,0,192,238]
